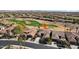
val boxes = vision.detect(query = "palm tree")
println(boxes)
[76,27,78,33]
[48,31,52,45]
[14,23,26,48]
[17,34,24,49]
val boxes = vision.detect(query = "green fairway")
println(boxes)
[26,20,41,27]
[10,18,26,26]
[48,24,57,28]
[10,18,57,29]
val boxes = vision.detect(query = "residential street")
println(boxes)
[0,39,57,49]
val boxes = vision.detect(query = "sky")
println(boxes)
[0,0,79,11]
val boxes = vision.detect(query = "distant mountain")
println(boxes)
[0,10,79,16]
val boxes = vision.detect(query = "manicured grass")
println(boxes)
[26,20,57,28]
[48,24,57,28]
[10,18,41,27]
[43,16,52,18]
[66,16,79,20]
[10,18,26,26]
[10,18,57,29]
[26,20,41,27]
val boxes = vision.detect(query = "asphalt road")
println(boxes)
[0,40,57,49]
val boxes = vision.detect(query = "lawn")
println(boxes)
[10,18,26,26]
[26,20,58,28]
[48,24,57,28]
[10,18,58,29]
[26,20,41,27]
